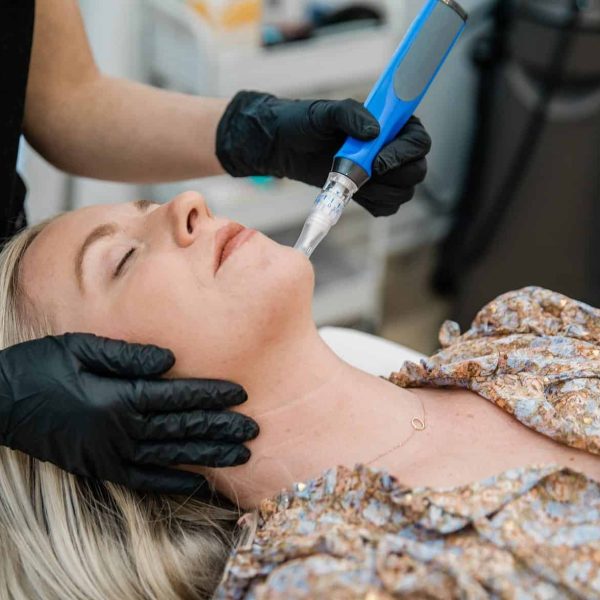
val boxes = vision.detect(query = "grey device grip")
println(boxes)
[394,0,467,102]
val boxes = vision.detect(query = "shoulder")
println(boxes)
[468,287,600,341]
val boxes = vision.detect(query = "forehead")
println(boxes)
[20,203,129,313]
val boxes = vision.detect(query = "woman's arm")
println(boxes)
[23,0,226,183]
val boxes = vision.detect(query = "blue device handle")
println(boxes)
[335,0,467,178]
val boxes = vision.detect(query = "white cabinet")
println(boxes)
[142,0,399,96]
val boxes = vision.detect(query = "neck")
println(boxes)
[207,324,421,508]
[241,323,347,419]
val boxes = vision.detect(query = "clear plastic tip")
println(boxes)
[294,213,331,258]
[293,172,358,258]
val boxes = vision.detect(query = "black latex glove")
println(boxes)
[216,91,432,216]
[0,334,258,496]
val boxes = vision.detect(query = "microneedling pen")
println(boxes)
[294,0,468,258]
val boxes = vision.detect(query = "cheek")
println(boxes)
[75,242,314,380]
[95,257,226,369]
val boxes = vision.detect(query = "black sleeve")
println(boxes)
[0,0,35,243]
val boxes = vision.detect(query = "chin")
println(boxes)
[235,233,313,289]
[247,241,315,338]
[272,242,315,297]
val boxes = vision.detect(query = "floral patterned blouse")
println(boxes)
[216,288,600,599]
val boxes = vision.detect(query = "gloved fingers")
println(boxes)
[63,333,175,378]
[372,116,432,176]
[309,99,380,141]
[130,379,248,413]
[353,182,415,217]
[125,464,210,497]
[131,410,259,443]
[297,155,336,189]
[371,157,428,188]
[132,440,251,469]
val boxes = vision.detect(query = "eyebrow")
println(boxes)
[75,200,159,292]
[133,199,159,211]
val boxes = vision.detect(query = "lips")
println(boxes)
[214,223,255,273]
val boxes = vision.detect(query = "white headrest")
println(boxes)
[319,327,426,378]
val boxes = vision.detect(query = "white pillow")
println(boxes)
[319,327,426,378]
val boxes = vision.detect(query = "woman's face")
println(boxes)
[21,192,314,379]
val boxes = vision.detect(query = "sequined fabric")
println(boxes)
[216,288,600,599]
[217,465,600,599]
[390,286,600,456]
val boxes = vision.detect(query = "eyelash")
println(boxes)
[114,248,136,278]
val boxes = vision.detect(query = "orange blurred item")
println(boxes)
[188,0,262,30]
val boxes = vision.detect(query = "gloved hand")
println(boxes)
[216,91,432,216]
[0,334,258,496]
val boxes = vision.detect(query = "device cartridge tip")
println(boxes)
[293,173,359,258]
[294,213,332,258]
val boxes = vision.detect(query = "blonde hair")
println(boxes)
[0,222,240,600]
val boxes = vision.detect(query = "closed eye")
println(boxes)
[114,248,136,278]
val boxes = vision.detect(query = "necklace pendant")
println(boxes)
[411,417,426,431]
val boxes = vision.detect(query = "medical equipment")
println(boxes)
[436,0,600,326]
[294,0,468,258]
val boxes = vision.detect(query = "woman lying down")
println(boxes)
[1,191,598,599]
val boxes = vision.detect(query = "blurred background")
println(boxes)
[20,0,600,353]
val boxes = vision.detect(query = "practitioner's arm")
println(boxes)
[24,0,227,183]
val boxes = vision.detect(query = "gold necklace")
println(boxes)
[366,389,426,466]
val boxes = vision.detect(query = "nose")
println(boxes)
[167,191,212,247]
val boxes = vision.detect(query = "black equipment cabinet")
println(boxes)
[436,0,600,327]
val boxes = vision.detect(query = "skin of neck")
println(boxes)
[202,321,421,508]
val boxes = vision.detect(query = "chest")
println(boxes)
[383,388,600,488]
